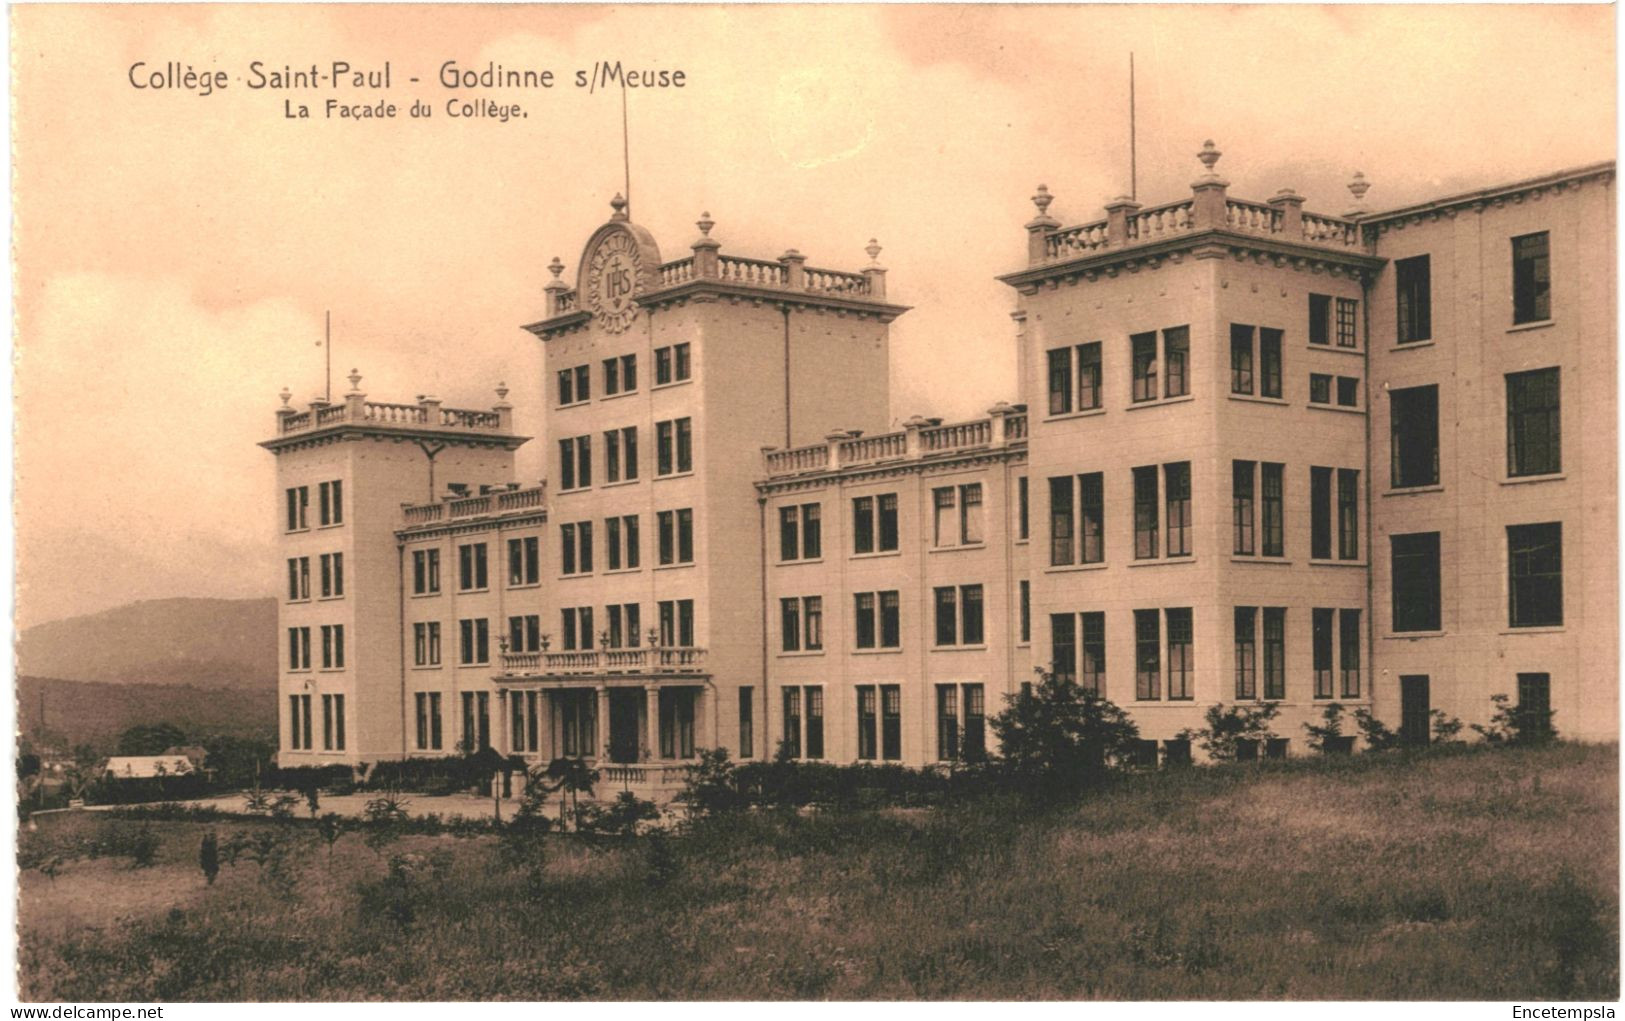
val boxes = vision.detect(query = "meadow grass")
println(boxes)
[18,741,1617,1000]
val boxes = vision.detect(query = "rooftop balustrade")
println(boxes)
[271,372,515,440]
[499,647,709,677]
[399,483,545,528]
[761,404,1027,479]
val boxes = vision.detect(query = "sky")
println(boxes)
[10,4,1616,629]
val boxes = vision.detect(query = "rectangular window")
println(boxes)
[962,585,984,645]
[930,484,983,547]
[1313,608,1335,699]
[1163,327,1189,398]
[1019,580,1031,644]
[654,342,692,384]
[459,618,490,665]
[781,688,802,759]
[1166,608,1193,700]
[881,685,902,761]
[880,591,901,648]
[316,553,343,598]
[855,593,876,649]
[1049,476,1073,566]
[1164,462,1191,557]
[413,621,442,667]
[1261,463,1285,557]
[854,493,900,554]
[656,599,694,647]
[1311,466,1333,560]
[318,480,343,527]
[1508,522,1563,628]
[288,694,305,750]
[1230,324,1255,395]
[412,548,440,595]
[508,537,540,586]
[288,627,311,671]
[322,694,346,751]
[933,486,955,546]
[1018,476,1030,541]
[458,543,488,590]
[605,604,641,649]
[1507,368,1561,477]
[781,598,801,652]
[1080,612,1105,694]
[853,496,875,554]
[1336,298,1359,348]
[934,586,958,646]
[856,686,877,760]
[320,624,345,669]
[288,557,310,601]
[1336,376,1359,407]
[1396,255,1432,343]
[963,684,986,761]
[1050,612,1076,684]
[805,686,824,760]
[1259,328,1283,399]
[1135,609,1161,700]
[1263,608,1286,700]
[655,417,694,475]
[1047,347,1072,415]
[961,484,983,545]
[509,614,542,654]
[1339,609,1361,698]
[604,353,636,395]
[285,486,309,531]
[1232,460,1256,556]
[1133,466,1158,560]
[937,684,960,761]
[1517,673,1552,727]
[779,503,821,560]
[1390,384,1440,488]
[1391,532,1442,632]
[1309,373,1333,405]
[739,688,754,759]
[1078,342,1102,410]
[1131,331,1158,403]
[415,693,430,750]
[1512,231,1551,324]
[658,509,694,565]
[1234,607,1257,700]
[1309,293,1331,346]
[1337,469,1359,560]
[877,494,898,551]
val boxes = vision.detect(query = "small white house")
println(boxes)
[104,755,196,779]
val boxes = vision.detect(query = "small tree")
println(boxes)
[676,748,741,819]
[1352,708,1402,752]
[1177,702,1280,762]
[543,757,599,830]
[989,668,1140,796]
[1472,693,1558,746]
[1431,709,1465,744]
[1303,703,1353,754]
[199,831,220,885]
[316,813,346,858]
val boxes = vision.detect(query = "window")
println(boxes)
[318,480,343,526]
[780,596,822,652]
[1396,255,1432,343]
[555,691,595,758]
[1051,473,1103,566]
[1309,374,1332,405]
[657,599,695,647]
[287,557,310,601]
[1018,476,1029,541]
[933,585,983,646]
[854,591,900,649]
[1019,580,1031,644]
[1134,609,1160,700]
[285,485,309,531]
[881,684,902,760]
[1336,376,1359,407]
[322,694,346,751]
[1078,473,1104,564]
[1164,462,1191,557]
[1232,461,1255,555]
[561,607,594,651]
[606,515,640,571]
[320,624,345,669]
[1163,327,1189,398]
[653,509,692,565]
[656,417,694,475]
[461,691,491,752]
[1337,469,1360,560]
[936,685,960,761]
[1517,673,1553,737]
[654,342,692,384]
[508,537,540,586]
[963,684,986,761]
[779,503,821,560]
[604,604,641,649]
[1078,342,1102,410]
[603,353,637,395]
[1390,384,1440,488]
[1311,467,1333,560]
[1080,612,1105,693]
[852,493,899,554]
[604,426,638,483]
[1166,608,1193,700]
[857,686,878,760]
[1049,476,1073,565]
[1259,329,1282,398]
[412,549,441,595]
[1234,607,1257,700]
[1391,532,1442,632]
[557,364,591,405]
[1313,608,1335,699]
[288,626,311,671]
[932,484,983,547]
[289,694,312,750]
[508,614,542,654]
[560,522,594,575]
[319,553,344,598]
[1512,231,1550,324]
[738,688,754,759]
[1131,331,1158,402]
[459,618,490,665]
[1261,463,1285,557]
[1339,609,1361,698]
[1047,347,1072,415]
[413,621,442,667]
[415,692,444,750]
[511,690,541,754]
[1336,298,1358,348]
[656,689,698,760]
[1507,368,1561,477]
[1508,522,1563,628]
[1133,466,1158,559]
[1263,608,1285,700]
[458,543,488,590]
[558,436,593,490]
[1050,613,1076,684]
[1231,324,1254,395]
[1309,293,1331,346]
[1231,326,1282,398]
[781,688,801,759]
[804,686,824,759]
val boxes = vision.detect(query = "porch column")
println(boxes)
[595,685,610,761]
[645,685,660,761]
[496,691,509,755]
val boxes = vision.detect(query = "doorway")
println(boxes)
[608,689,643,762]
[1400,675,1430,747]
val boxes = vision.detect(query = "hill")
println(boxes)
[16,597,276,689]
[18,675,276,752]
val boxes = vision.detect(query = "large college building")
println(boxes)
[261,143,1617,786]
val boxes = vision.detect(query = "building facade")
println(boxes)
[263,144,1616,780]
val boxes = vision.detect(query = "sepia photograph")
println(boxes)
[8,2,1619,1005]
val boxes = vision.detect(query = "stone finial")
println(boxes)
[1031,184,1054,217]
[1348,171,1370,203]
[1197,139,1223,176]
[347,368,363,393]
[865,238,883,264]
[495,381,510,402]
[278,386,293,408]
[902,414,933,429]
[610,193,629,220]
[696,211,715,238]
[546,257,565,281]
[987,400,1014,416]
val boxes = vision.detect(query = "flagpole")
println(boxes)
[325,310,332,402]
[1129,52,1137,202]
[621,82,631,216]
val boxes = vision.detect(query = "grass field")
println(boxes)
[18,741,1618,1000]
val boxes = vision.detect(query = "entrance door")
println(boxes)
[608,690,642,762]
[1400,675,1430,747]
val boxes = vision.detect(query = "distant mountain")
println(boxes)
[18,675,276,752]
[16,597,276,689]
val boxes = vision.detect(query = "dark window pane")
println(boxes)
[1392,532,1442,632]
[1508,522,1563,628]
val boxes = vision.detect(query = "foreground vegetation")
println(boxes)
[19,741,1617,1000]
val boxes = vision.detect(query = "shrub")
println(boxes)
[1177,702,1280,762]
[199,832,219,885]
[1304,703,1355,754]
[1472,693,1558,746]
[676,748,742,818]
[1431,709,1465,744]
[1352,708,1402,752]
[316,813,345,857]
[580,791,661,838]
[989,668,1141,795]
[644,829,680,889]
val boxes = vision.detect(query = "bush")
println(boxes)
[676,748,743,818]
[1431,709,1465,744]
[1472,693,1558,746]
[1352,708,1402,752]
[1177,702,1280,762]
[579,791,661,837]
[1304,703,1356,754]
[990,669,1141,795]
[199,832,219,885]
